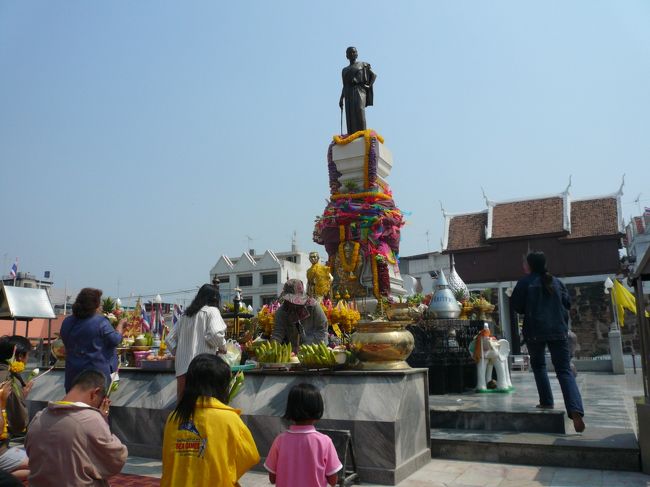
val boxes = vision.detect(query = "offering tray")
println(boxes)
[231,363,256,372]
[260,362,298,370]
[140,359,175,371]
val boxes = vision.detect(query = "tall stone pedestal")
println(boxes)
[320,132,407,299]
[332,136,393,189]
[233,369,431,485]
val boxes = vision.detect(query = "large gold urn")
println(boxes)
[350,321,415,370]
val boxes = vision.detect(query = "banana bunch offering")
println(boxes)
[227,371,244,403]
[255,341,293,364]
[298,343,338,368]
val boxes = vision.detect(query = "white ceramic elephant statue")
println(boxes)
[472,324,513,392]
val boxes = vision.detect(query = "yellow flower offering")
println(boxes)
[9,361,25,374]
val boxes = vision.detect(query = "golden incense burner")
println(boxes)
[350,321,415,370]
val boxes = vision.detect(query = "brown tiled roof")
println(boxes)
[566,197,620,239]
[447,212,487,251]
[491,197,564,239]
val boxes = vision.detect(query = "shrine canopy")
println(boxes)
[0,283,55,321]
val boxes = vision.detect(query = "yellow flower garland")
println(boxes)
[333,130,385,190]
[331,191,392,201]
[371,257,381,300]
[339,241,360,277]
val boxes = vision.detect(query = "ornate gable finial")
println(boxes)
[439,200,447,216]
[564,175,572,195]
[481,187,488,205]
[617,174,625,196]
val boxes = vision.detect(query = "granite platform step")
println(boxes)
[430,427,641,472]
[429,406,566,433]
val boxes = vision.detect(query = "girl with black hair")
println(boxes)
[511,251,586,432]
[165,284,227,401]
[264,383,342,487]
[160,354,259,487]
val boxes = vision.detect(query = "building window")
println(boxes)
[261,273,278,285]
[242,297,253,308]
[238,275,253,287]
[217,276,230,284]
[261,295,277,306]
[285,255,297,263]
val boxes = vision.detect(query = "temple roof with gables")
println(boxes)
[442,187,624,252]
[445,211,489,251]
[565,197,621,239]
[491,196,566,239]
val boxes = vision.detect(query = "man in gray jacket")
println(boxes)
[25,369,127,486]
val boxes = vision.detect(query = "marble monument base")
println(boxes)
[26,368,430,485]
[26,368,177,459]
[234,369,431,485]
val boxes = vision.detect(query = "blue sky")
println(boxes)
[1,1,649,301]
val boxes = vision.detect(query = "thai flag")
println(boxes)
[9,261,17,278]
[151,305,158,334]
[172,304,183,328]
[140,302,151,331]
[159,307,166,333]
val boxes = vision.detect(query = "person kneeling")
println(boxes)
[25,369,128,486]
[161,354,260,487]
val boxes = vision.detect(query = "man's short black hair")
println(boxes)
[283,383,324,421]
[71,369,107,395]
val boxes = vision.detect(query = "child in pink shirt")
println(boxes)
[264,383,342,487]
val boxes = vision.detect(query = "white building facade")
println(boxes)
[398,251,451,296]
[209,249,311,310]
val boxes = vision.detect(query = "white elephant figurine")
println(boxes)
[472,324,513,392]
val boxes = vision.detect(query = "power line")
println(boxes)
[117,286,200,301]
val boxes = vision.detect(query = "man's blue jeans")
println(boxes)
[527,338,584,416]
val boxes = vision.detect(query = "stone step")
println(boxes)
[429,407,566,434]
[430,427,641,472]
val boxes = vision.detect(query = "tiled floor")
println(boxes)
[431,369,644,433]
[122,457,650,486]
[121,370,650,486]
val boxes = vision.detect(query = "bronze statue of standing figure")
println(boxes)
[339,47,377,135]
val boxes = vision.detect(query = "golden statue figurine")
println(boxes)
[333,241,365,298]
[306,251,333,302]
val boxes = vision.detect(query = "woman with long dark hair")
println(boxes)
[511,251,585,432]
[160,354,259,487]
[60,288,123,393]
[165,284,227,400]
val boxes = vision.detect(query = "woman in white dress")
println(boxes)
[166,284,227,401]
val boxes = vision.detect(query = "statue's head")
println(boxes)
[346,46,358,62]
[309,252,320,265]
